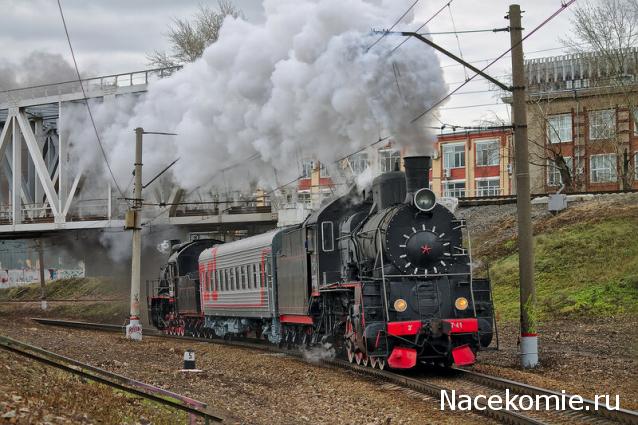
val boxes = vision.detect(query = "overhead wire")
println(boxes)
[447,2,468,81]
[388,0,452,55]
[410,0,577,124]
[56,0,126,201]
[366,0,421,52]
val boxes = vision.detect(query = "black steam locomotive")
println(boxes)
[148,156,495,369]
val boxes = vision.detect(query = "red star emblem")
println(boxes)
[421,245,432,255]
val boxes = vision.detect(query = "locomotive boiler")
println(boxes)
[148,155,495,369]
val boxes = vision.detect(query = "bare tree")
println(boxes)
[561,0,638,190]
[147,1,243,68]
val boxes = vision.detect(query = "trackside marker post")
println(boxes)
[181,350,202,373]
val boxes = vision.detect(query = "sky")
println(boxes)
[0,0,577,128]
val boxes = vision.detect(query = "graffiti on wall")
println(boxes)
[0,269,86,289]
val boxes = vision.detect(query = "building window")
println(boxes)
[590,154,617,183]
[635,152,638,180]
[302,160,315,178]
[349,152,369,175]
[442,180,466,198]
[476,178,500,196]
[298,191,311,206]
[588,109,615,140]
[443,143,465,169]
[633,109,638,136]
[547,114,572,144]
[547,157,573,186]
[319,162,330,177]
[475,140,499,166]
[379,148,401,173]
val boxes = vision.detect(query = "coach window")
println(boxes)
[321,221,334,252]
[223,269,228,291]
[242,266,247,290]
[259,262,265,287]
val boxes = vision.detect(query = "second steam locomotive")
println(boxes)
[148,156,495,369]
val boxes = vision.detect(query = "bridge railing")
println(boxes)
[0,66,182,106]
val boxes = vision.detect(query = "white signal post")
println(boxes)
[125,128,178,341]
[126,127,144,341]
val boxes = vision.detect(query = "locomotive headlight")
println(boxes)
[455,297,469,311]
[414,188,436,212]
[393,298,408,312]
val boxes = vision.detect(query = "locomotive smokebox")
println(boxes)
[403,156,432,201]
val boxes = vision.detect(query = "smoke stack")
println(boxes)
[403,156,431,200]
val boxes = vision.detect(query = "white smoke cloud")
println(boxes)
[69,0,447,193]
[0,51,77,89]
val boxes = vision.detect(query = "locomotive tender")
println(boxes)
[148,156,495,369]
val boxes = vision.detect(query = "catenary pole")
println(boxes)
[508,4,538,368]
[126,127,144,341]
[38,240,47,311]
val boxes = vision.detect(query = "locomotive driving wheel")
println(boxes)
[369,357,377,368]
[345,317,355,363]
[377,358,386,370]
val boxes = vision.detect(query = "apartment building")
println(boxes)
[522,49,638,193]
[431,128,514,198]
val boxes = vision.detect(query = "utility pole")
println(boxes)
[508,4,538,368]
[125,127,144,341]
[124,128,177,341]
[37,240,47,311]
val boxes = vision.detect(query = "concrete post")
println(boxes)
[509,4,538,368]
[126,127,144,341]
[38,240,47,311]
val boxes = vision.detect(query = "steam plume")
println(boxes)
[67,0,447,193]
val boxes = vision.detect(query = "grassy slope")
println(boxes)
[477,201,638,322]
[0,277,129,323]
[0,277,126,301]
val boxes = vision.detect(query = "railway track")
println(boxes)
[31,318,638,425]
[0,332,226,424]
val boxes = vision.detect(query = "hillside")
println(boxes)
[465,194,638,322]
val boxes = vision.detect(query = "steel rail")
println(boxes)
[32,318,638,424]
[28,319,554,424]
[0,334,226,423]
[34,318,638,424]
[454,368,638,425]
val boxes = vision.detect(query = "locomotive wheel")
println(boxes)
[377,359,386,370]
[346,344,355,363]
[369,357,377,368]
[361,354,369,367]
[355,351,363,365]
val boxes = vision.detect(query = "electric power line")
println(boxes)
[366,0,422,52]
[410,0,577,124]
[389,0,452,55]
[419,27,510,36]
[56,0,126,200]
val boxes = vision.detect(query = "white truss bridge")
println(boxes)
[0,67,277,237]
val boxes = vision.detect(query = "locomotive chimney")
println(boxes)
[403,156,432,201]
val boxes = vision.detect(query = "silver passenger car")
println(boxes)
[198,229,283,318]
